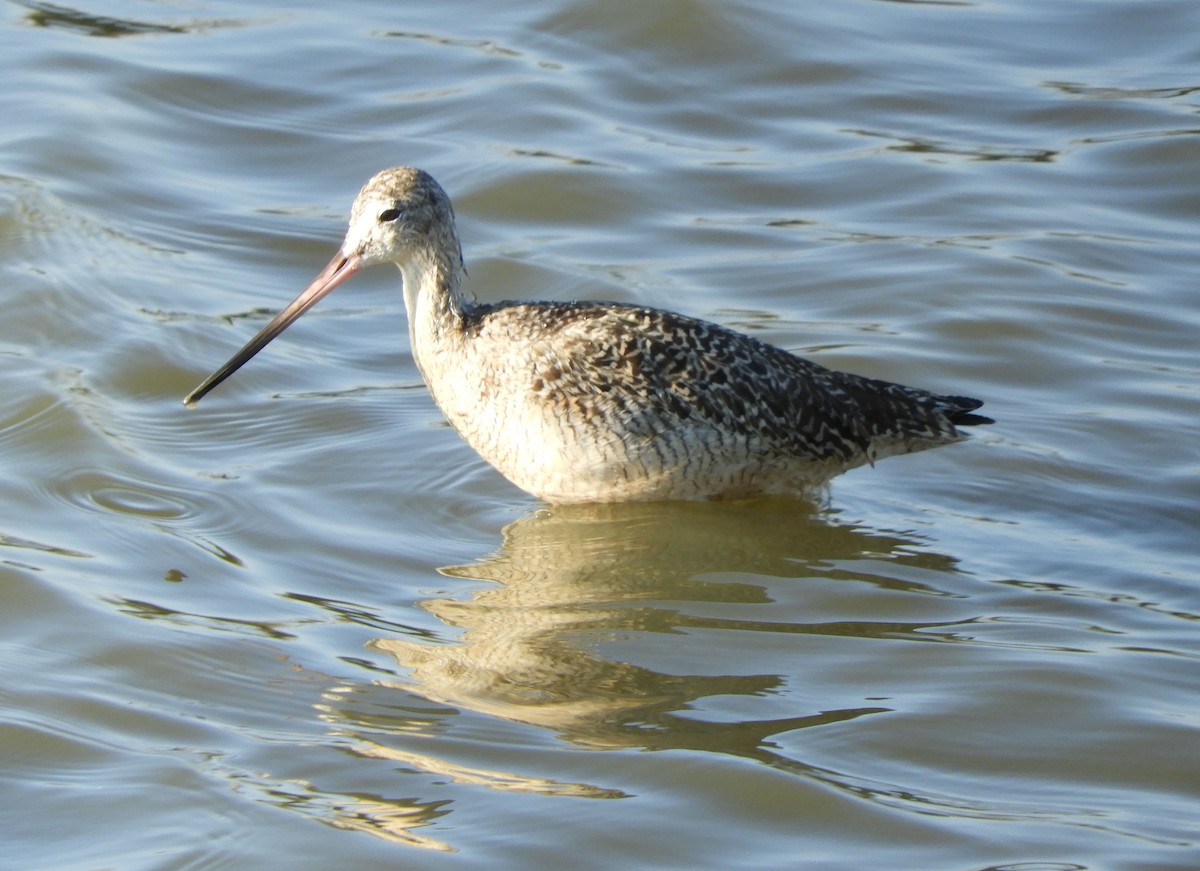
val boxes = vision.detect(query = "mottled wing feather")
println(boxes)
[474,301,890,463]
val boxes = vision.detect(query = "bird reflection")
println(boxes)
[368,499,969,752]
[292,501,987,848]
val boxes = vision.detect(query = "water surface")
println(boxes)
[1,1,1198,869]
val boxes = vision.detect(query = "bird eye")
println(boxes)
[378,208,401,222]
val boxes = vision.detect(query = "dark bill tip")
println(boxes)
[183,251,361,406]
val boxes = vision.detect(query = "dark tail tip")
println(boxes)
[943,395,994,427]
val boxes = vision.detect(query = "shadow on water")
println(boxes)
[14,0,214,37]
[297,499,987,848]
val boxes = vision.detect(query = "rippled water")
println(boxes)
[2,1,1198,868]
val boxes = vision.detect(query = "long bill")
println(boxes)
[183,249,362,407]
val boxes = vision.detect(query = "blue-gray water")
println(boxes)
[2,1,1197,869]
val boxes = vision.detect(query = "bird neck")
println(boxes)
[398,242,473,357]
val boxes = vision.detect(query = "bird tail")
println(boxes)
[840,378,994,467]
[937,395,994,428]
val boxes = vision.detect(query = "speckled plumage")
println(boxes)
[185,167,992,503]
